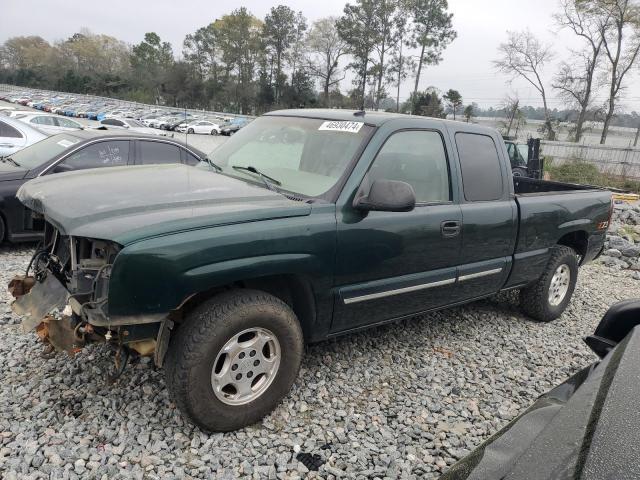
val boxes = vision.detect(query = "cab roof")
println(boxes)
[265,108,475,129]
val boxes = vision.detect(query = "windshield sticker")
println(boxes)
[318,121,364,133]
[57,139,78,148]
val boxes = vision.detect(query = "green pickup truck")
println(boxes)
[10,109,612,431]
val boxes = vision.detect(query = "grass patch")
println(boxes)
[545,158,640,193]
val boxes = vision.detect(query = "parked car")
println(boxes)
[9,110,611,432]
[442,299,640,480]
[177,120,221,135]
[220,123,242,136]
[0,131,206,242]
[15,113,84,135]
[99,118,166,136]
[0,116,48,158]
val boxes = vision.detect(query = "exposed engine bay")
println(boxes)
[9,222,169,379]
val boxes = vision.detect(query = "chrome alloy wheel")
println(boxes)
[548,264,571,306]
[211,327,281,405]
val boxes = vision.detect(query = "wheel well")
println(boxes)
[557,230,588,259]
[175,274,316,340]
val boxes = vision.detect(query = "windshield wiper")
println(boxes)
[232,165,281,191]
[1,156,21,167]
[204,156,222,172]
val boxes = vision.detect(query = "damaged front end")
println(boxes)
[9,223,169,376]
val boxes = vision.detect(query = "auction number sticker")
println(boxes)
[57,139,78,148]
[318,121,364,133]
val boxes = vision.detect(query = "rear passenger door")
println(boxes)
[449,129,518,300]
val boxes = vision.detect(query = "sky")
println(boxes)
[3,0,640,111]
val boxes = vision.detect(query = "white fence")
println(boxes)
[541,140,640,179]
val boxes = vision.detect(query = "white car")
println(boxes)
[0,117,47,157]
[99,118,167,136]
[177,120,221,135]
[15,113,84,135]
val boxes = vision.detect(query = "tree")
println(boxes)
[263,5,298,103]
[494,30,556,140]
[405,87,445,117]
[463,104,474,123]
[216,8,265,114]
[594,0,640,144]
[337,0,381,109]
[408,0,456,101]
[387,7,414,112]
[1,36,53,70]
[553,0,608,142]
[370,0,403,110]
[443,88,462,119]
[182,24,218,80]
[131,32,174,102]
[500,95,521,137]
[306,17,348,107]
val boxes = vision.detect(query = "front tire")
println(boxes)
[520,246,578,322]
[187,128,194,134]
[165,289,304,432]
[211,129,219,136]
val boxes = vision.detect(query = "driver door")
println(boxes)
[332,129,462,333]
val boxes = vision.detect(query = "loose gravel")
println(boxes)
[1,242,639,479]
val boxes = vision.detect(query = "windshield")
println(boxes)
[125,119,145,128]
[210,116,372,197]
[9,134,81,169]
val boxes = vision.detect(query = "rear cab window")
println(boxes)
[455,132,504,201]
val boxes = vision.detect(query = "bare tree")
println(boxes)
[500,94,521,137]
[494,30,556,140]
[306,17,348,107]
[553,0,608,142]
[595,0,640,144]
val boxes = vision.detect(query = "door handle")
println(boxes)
[441,220,461,238]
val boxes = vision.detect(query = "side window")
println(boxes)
[56,118,81,129]
[32,116,56,126]
[367,130,451,203]
[58,141,130,171]
[455,133,504,201]
[0,121,22,138]
[138,141,181,165]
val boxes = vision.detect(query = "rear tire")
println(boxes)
[165,289,304,432]
[187,128,194,134]
[512,167,528,177]
[211,129,219,136]
[520,246,578,322]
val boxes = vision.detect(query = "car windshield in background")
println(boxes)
[9,134,81,170]
[210,116,372,197]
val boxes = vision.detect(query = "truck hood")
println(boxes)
[17,164,311,245]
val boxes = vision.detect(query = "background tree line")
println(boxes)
[0,1,456,116]
[1,0,639,144]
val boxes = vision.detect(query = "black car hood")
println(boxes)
[442,326,640,480]
[0,163,28,181]
[17,164,311,245]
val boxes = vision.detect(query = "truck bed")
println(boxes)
[514,176,601,196]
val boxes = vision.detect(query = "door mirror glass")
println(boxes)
[354,179,416,212]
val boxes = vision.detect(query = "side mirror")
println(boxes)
[354,179,416,212]
[52,163,74,174]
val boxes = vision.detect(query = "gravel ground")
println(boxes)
[1,243,638,480]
